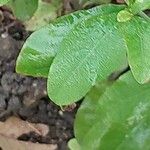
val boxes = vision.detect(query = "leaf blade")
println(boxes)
[16,4,125,77]
[120,16,150,83]
[75,72,150,150]
[48,12,127,105]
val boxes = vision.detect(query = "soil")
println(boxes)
[0,7,78,150]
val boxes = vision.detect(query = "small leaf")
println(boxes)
[48,12,127,105]
[8,0,38,21]
[117,9,133,22]
[0,0,10,5]
[68,138,80,150]
[119,16,150,83]
[75,72,150,150]
[25,0,62,31]
[16,4,125,77]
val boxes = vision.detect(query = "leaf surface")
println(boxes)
[48,12,127,105]
[119,16,150,83]
[16,4,125,77]
[75,72,150,150]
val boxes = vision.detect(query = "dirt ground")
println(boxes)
[0,6,79,150]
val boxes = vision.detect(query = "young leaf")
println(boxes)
[47,12,127,105]
[16,4,125,77]
[8,0,38,21]
[68,138,80,150]
[119,16,150,83]
[75,72,150,150]
[25,0,62,31]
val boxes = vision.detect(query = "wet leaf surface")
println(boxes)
[48,11,127,105]
[16,4,124,77]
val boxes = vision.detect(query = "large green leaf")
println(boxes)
[16,4,125,77]
[47,12,127,105]
[8,0,38,21]
[25,0,62,31]
[119,16,150,84]
[75,72,150,150]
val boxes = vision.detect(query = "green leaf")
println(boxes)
[119,16,150,83]
[68,138,80,150]
[129,0,150,14]
[16,4,125,77]
[8,0,38,21]
[0,0,10,5]
[47,12,127,105]
[25,0,62,31]
[75,72,150,150]
[117,9,133,22]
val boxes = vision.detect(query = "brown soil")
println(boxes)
[0,7,78,150]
